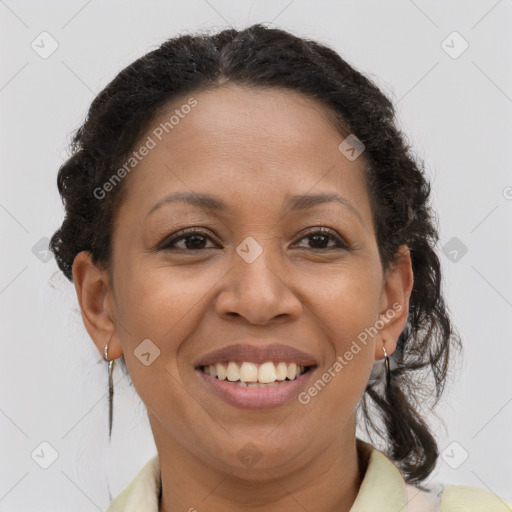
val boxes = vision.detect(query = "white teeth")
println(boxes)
[258,362,277,383]
[239,362,258,382]
[286,363,297,380]
[275,362,288,381]
[215,363,226,380]
[226,361,239,382]
[202,361,308,383]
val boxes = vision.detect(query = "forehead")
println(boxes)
[116,85,372,226]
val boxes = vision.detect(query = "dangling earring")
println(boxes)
[103,334,115,440]
[382,343,391,388]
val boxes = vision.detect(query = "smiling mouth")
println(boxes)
[198,361,315,387]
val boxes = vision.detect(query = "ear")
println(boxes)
[72,251,123,360]
[375,245,414,361]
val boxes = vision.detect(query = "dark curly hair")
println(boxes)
[49,23,461,487]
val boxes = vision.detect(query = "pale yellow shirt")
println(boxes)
[106,439,512,511]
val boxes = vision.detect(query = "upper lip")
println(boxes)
[194,343,318,367]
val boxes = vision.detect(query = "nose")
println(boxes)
[215,241,303,325]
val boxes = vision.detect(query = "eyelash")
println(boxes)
[158,227,349,252]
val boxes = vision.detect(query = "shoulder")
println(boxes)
[405,481,512,512]
[440,484,512,511]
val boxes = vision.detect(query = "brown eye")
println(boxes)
[159,229,217,251]
[294,228,349,250]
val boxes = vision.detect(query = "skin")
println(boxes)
[73,84,413,512]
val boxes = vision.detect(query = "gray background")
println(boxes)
[1,0,511,509]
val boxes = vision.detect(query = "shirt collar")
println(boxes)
[106,438,408,512]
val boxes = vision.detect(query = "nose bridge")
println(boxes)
[232,234,282,295]
[215,234,301,323]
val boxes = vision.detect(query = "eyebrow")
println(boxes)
[146,191,364,224]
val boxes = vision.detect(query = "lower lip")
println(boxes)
[197,368,316,410]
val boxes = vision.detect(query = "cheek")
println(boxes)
[298,292,377,432]
[112,267,201,424]
[302,264,380,406]
[114,272,196,356]
[316,281,378,388]
[114,255,208,331]
[312,259,382,340]
[111,261,224,396]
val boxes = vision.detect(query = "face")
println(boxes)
[74,84,412,479]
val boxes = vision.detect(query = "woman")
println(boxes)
[49,24,511,511]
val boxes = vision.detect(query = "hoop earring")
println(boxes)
[382,344,391,387]
[103,335,115,440]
